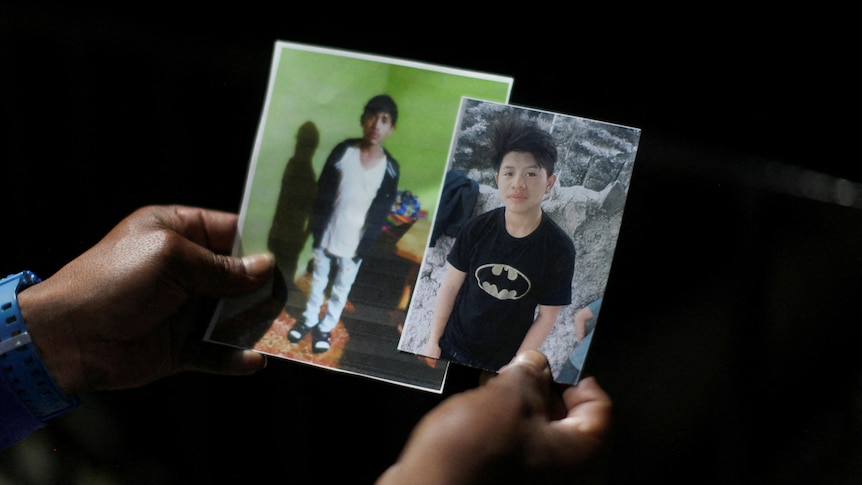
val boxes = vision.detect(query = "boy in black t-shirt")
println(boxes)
[421,117,575,371]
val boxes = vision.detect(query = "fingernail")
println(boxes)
[252,352,268,370]
[499,351,531,373]
[233,350,267,374]
[242,252,275,276]
[512,352,530,364]
[511,349,546,369]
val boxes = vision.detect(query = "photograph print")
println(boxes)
[397,98,641,384]
[204,42,513,393]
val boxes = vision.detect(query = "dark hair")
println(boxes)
[363,94,398,126]
[489,117,557,175]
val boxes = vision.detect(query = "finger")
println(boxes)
[493,349,552,386]
[176,240,275,298]
[484,350,553,409]
[171,205,240,254]
[555,376,613,438]
[122,206,267,296]
[142,208,274,294]
[164,206,275,295]
[500,349,551,375]
[185,346,268,376]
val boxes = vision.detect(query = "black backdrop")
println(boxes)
[3,5,860,484]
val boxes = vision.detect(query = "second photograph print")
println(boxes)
[398,98,641,384]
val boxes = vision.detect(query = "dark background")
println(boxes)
[3,4,860,484]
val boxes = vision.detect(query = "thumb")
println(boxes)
[498,349,552,379]
[144,205,276,297]
[486,349,553,399]
[176,244,275,298]
[240,252,277,279]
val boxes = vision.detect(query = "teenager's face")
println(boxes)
[495,151,556,215]
[361,111,395,146]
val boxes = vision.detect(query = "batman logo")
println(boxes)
[474,263,531,301]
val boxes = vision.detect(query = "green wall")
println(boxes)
[240,42,512,259]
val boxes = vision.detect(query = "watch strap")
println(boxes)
[0,271,78,422]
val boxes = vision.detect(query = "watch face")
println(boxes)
[19,270,42,289]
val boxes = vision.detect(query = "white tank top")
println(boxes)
[320,146,387,257]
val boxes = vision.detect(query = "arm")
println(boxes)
[573,305,595,342]
[377,350,613,485]
[18,205,274,394]
[420,262,466,367]
[517,304,563,355]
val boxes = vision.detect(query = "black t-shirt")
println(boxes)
[441,207,575,370]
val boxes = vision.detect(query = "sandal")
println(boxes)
[311,327,331,353]
[287,319,313,343]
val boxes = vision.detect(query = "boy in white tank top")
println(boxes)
[287,95,401,353]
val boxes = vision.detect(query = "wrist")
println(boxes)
[1,271,79,421]
[17,276,86,395]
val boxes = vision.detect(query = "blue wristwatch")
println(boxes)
[0,271,78,422]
